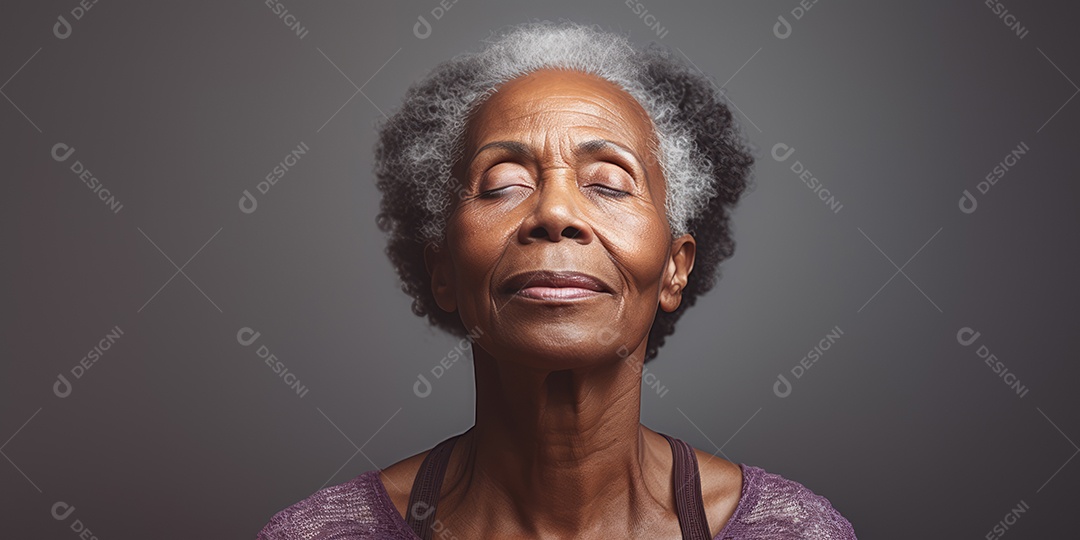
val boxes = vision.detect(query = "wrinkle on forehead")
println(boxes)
[463,68,659,167]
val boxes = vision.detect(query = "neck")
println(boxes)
[446,341,670,537]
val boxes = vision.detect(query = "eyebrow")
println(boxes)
[575,139,645,171]
[470,139,645,171]
[470,140,533,162]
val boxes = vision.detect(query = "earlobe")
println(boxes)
[424,242,458,313]
[659,234,696,313]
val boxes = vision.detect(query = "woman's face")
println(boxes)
[427,68,696,369]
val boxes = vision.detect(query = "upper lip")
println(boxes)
[501,270,612,294]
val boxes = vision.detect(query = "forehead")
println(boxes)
[464,69,657,155]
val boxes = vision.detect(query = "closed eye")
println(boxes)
[588,184,631,197]
[579,161,634,198]
[478,186,514,198]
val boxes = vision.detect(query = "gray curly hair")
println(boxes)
[374,21,754,362]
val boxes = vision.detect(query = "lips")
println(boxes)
[500,270,612,300]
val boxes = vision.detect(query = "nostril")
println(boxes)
[527,225,582,241]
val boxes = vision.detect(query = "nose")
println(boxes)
[518,173,594,244]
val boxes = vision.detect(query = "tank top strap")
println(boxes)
[405,433,461,540]
[661,432,713,540]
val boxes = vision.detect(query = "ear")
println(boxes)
[423,241,458,313]
[659,233,696,313]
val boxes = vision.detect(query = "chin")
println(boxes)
[498,331,634,371]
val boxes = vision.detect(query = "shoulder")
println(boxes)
[256,470,415,540]
[719,464,857,539]
[377,447,434,519]
[689,447,743,536]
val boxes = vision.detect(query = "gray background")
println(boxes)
[3,1,1078,538]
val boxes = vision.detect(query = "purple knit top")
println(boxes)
[258,464,856,539]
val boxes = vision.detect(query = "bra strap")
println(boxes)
[662,433,712,540]
[405,434,461,540]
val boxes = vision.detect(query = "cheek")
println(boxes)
[600,207,672,293]
[445,213,513,304]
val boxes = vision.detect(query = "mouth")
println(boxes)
[500,270,612,301]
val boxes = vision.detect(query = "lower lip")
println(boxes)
[515,286,605,301]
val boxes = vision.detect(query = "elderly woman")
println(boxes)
[259,22,855,539]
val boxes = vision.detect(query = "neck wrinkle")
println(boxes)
[440,340,674,537]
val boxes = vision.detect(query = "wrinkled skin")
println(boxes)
[429,67,693,368]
